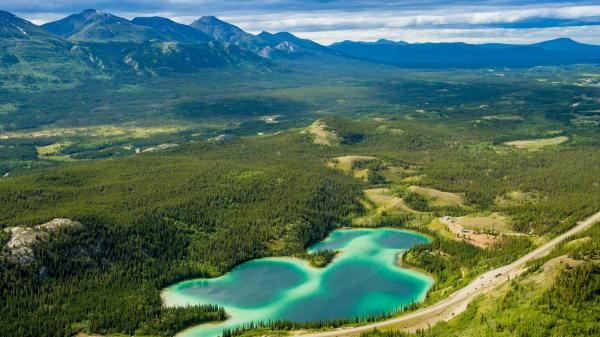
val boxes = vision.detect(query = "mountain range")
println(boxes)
[330,38,600,68]
[1,8,600,83]
[38,10,331,59]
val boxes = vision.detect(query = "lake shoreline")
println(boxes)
[162,227,433,337]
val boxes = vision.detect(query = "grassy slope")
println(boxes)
[363,223,600,337]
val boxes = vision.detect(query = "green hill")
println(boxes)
[0,10,99,90]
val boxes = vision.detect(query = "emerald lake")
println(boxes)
[161,228,433,337]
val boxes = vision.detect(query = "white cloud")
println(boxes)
[223,5,600,32]
[10,1,600,44]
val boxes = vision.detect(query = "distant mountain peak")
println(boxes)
[0,9,55,39]
[532,37,591,51]
[536,37,580,46]
[547,37,577,43]
[198,16,223,23]
[77,9,117,21]
[132,15,165,22]
[81,9,99,15]
[194,16,242,30]
[41,10,162,42]
[191,15,250,43]
[0,10,17,18]
[273,31,296,39]
[532,37,577,45]
[253,31,334,58]
[131,16,212,43]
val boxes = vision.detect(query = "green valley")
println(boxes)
[1,5,600,337]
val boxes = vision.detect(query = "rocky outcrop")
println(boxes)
[3,218,79,263]
[142,143,179,153]
[209,134,235,143]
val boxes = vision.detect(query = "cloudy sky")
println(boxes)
[3,0,600,45]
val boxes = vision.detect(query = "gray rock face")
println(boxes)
[141,143,180,153]
[209,134,235,143]
[3,218,79,263]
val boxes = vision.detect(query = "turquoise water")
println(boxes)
[161,228,432,337]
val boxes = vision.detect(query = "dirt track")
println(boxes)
[299,211,600,337]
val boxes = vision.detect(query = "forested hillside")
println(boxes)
[2,109,600,336]
[0,133,362,337]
